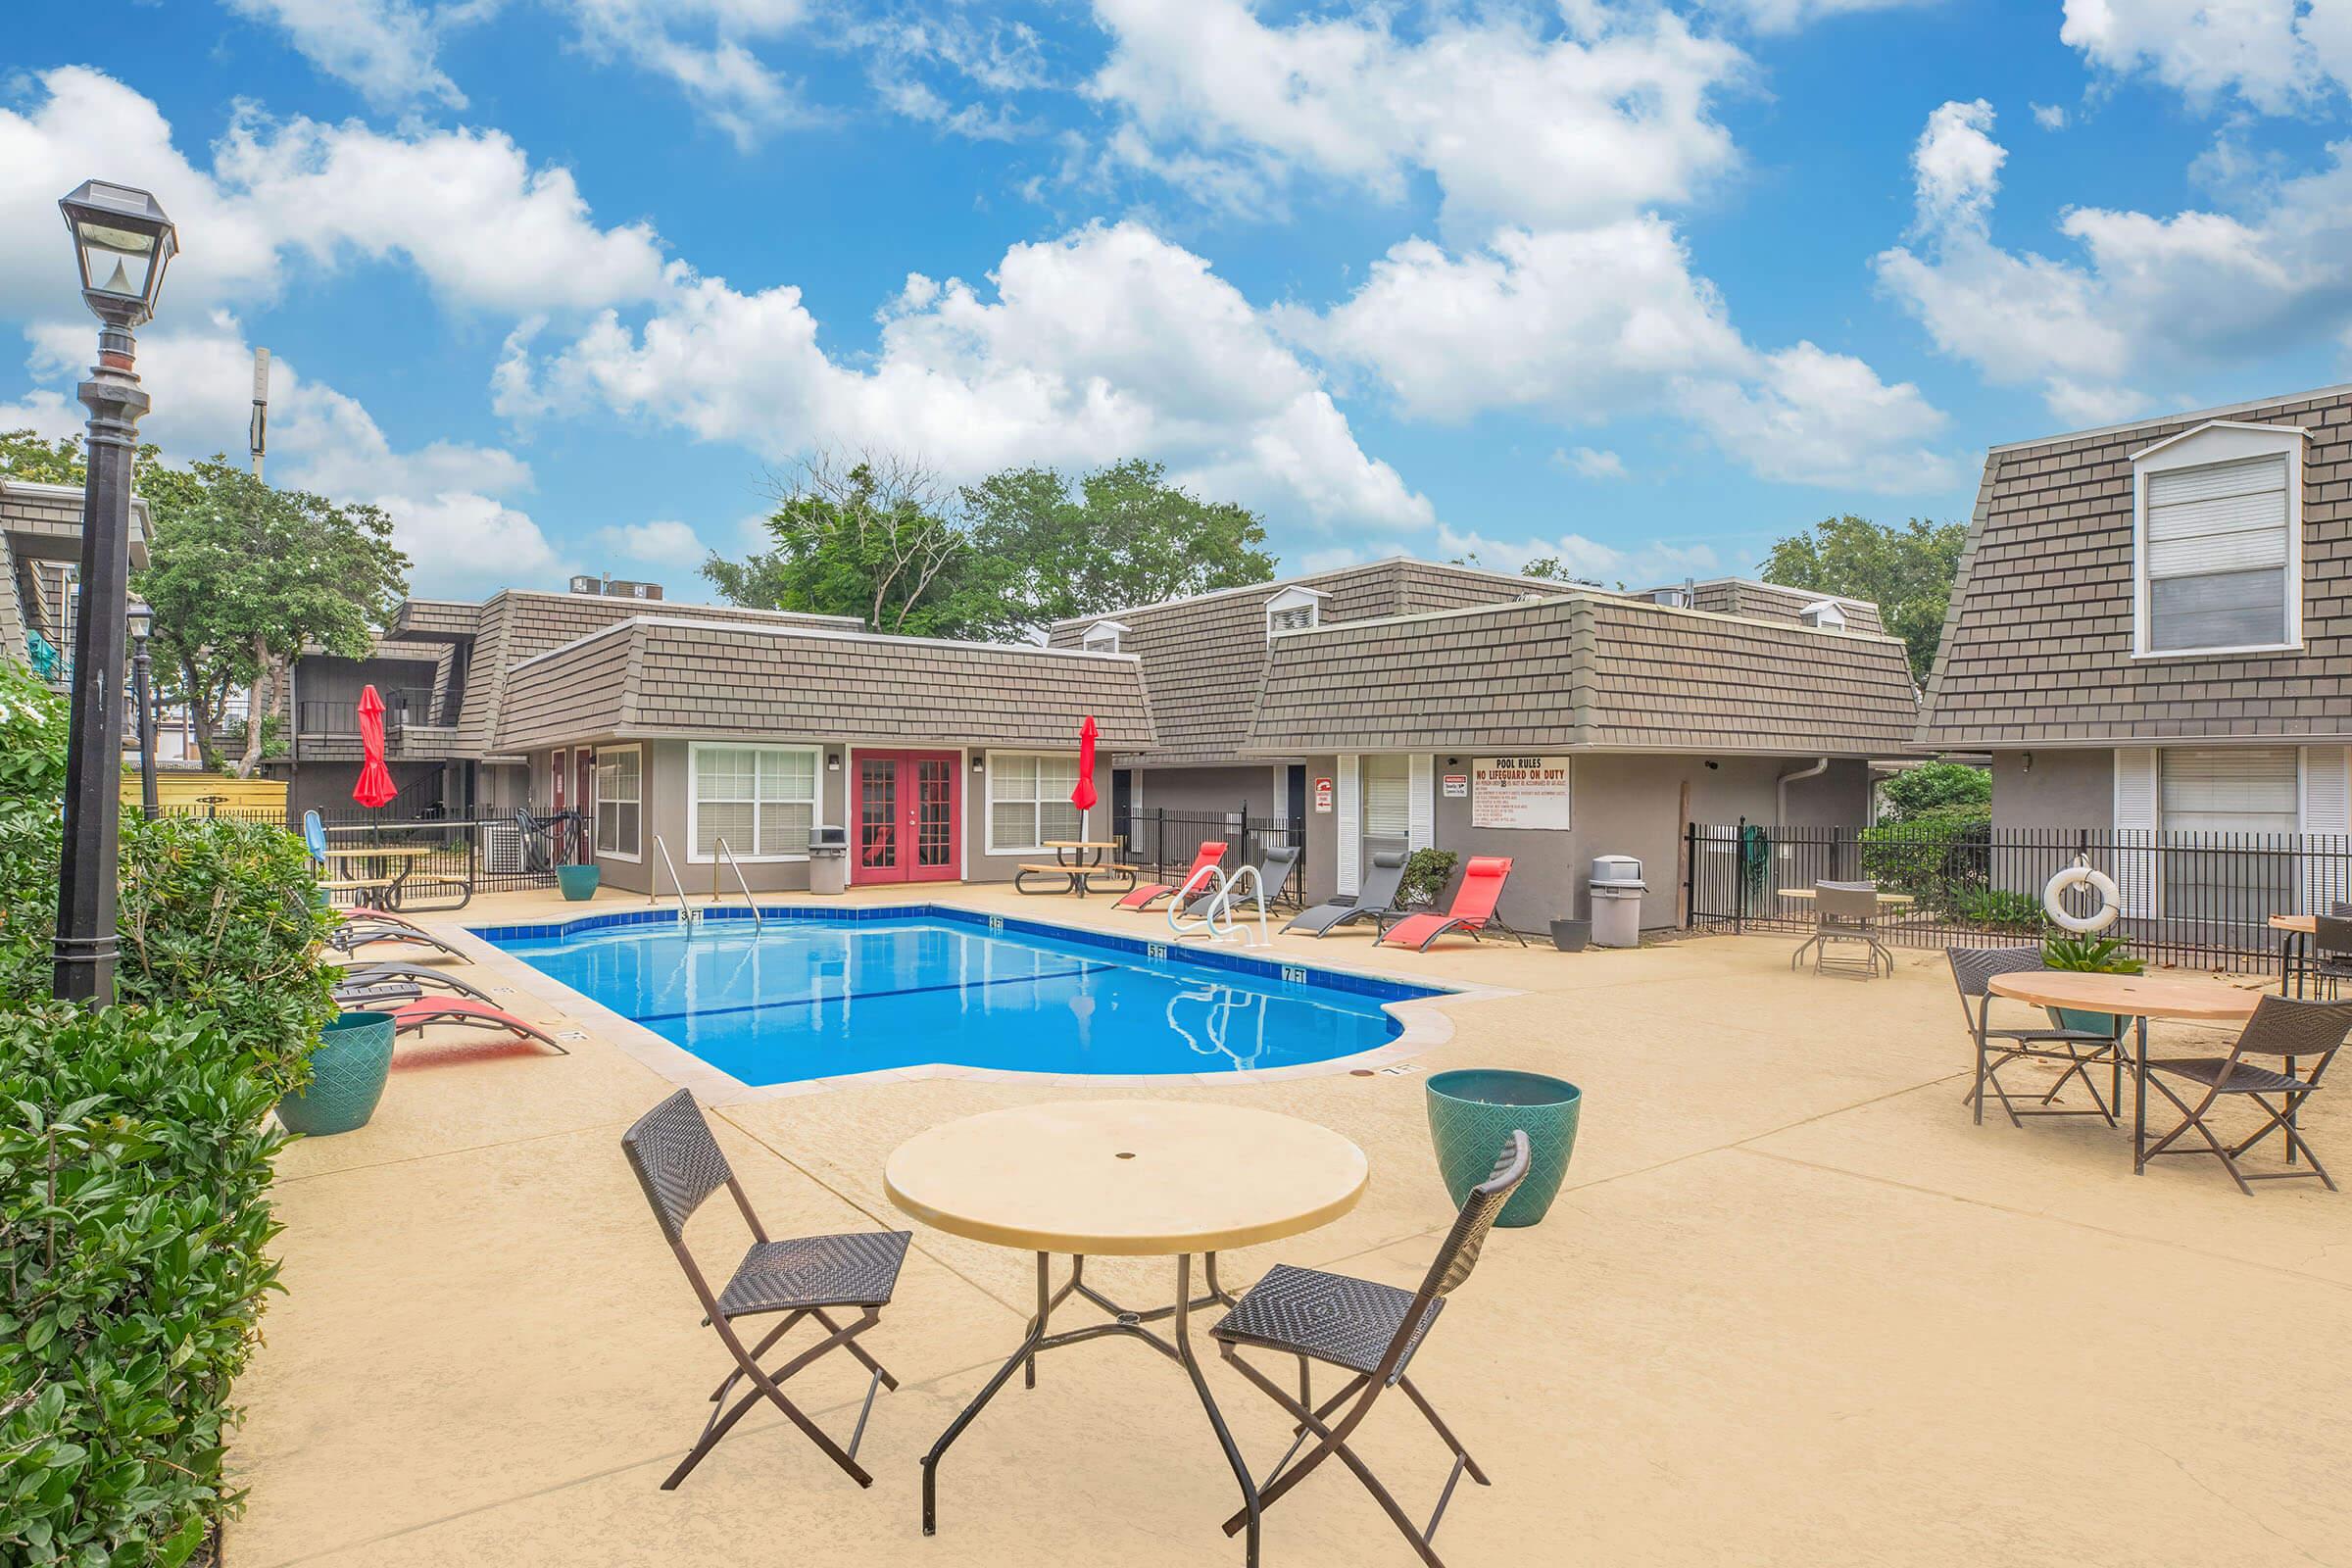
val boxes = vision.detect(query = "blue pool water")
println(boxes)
[481,909,1441,1085]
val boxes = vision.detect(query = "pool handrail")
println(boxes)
[712,838,763,931]
[650,835,697,929]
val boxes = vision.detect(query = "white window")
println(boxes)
[2133,422,2305,657]
[690,744,817,861]
[593,745,641,860]
[2159,746,2300,927]
[1798,599,1846,630]
[1361,755,1410,845]
[1264,585,1324,640]
[1081,619,1127,655]
[987,752,1082,854]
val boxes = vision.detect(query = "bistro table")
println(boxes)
[1777,887,1917,906]
[887,1101,1369,1565]
[1987,970,2261,1172]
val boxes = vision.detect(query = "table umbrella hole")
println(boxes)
[1114,1151,1136,1159]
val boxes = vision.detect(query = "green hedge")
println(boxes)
[1,1006,287,1565]
[0,663,334,1560]
[1857,804,1992,903]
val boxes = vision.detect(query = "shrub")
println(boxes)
[0,1004,288,1566]
[1879,760,1990,823]
[2043,932,2143,974]
[1942,887,2048,931]
[1859,804,1991,897]
[1397,848,1459,908]
[0,809,335,1095]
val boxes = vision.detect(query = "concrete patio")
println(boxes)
[228,884,2352,1567]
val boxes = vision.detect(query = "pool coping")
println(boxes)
[452,903,1517,1105]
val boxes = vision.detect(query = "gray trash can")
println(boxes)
[1589,854,1647,949]
[808,825,848,896]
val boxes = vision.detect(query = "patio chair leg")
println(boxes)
[1219,1351,1446,1568]
[1397,1375,1491,1489]
[666,1310,881,1490]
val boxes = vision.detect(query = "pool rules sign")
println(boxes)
[1471,757,1572,830]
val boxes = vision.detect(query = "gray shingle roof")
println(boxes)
[498,617,1154,754]
[1044,558,1544,764]
[1667,579,1886,634]
[1245,594,1918,756]
[1918,385,2352,748]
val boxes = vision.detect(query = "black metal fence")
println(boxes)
[1687,819,2346,972]
[149,800,563,900]
[1116,807,1306,907]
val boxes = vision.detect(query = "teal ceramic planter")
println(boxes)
[1425,1068,1581,1228]
[278,1011,395,1137]
[2049,1006,2126,1039]
[556,863,602,901]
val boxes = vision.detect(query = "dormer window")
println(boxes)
[1797,599,1846,630]
[1082,619,1128,655]
[1650,586,1690,609]
[1264,585,1325,640]
[2132,420,2306,657]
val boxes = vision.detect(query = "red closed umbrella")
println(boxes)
[1070,715,1099,816]
[353,684,399,809]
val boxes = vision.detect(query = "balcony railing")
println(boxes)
[297,687,435,735]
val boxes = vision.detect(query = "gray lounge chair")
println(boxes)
[1286,851,1406,938]
[341,961,495,1003]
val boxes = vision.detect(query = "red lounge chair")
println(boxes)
[390,997,567,1054]
[1116,841,1227,910]
[1375,857,1529,952]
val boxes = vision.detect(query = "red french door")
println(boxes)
[855,750,960,883]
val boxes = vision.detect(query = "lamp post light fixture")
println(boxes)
[126,598,158,821]
[52,180,175,1004]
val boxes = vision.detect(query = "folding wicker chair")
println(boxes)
[1792,882,1892,978]
[1946,947,2126,1128]
[2305,914,2352,999]
[620,1090,911,1489]
[2138,993,2350,1195]
[1210,1131,1530,1567]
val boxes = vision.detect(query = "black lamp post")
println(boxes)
[52,180,175,1004]
[126,598,158,820]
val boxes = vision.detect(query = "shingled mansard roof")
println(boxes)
[1644,577,1886,635]
[497,615,1155,755]
[1244,593,1919,757]
[383,590,861,761]
[1917,382,2352,750]
[1045,557,1546,765]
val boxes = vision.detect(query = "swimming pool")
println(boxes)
[479,908,1445,1086]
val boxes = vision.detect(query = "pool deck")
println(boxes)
[231,883,2352,1567]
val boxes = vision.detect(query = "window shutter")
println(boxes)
[1336,754,1359,897]
[1361,757,1409,841]
[2146,457,2289,576]
[2112,747,2157,918]
[2302,746,2350,913]
[1408,754,1433,852]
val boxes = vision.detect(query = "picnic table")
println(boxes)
[1987,969,2261,1173]
[1014,839,1136,898]
[887,1101,1368,1563]
[320,844,465,912]
[1778,887,1917,906]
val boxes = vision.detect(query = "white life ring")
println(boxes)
[2043,863,2120,933]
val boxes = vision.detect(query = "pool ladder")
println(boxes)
[711,838,762,931]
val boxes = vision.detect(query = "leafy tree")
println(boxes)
[0,427,166,487]
[705,452,977,637]
[1878,760,1990,822]
[135,459,409,774]
[1447,550,1602,588]
[1758,514,1966,683]
[960,459,1277,637]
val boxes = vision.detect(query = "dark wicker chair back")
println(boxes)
[2316,915,2352,960]
[621,1088,738,1245]
[2232,994,2352,1059]
[1422,1132,1532,1299]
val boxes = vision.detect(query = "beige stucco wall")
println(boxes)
[1990,748,2114,833]
[543,739,1082,896]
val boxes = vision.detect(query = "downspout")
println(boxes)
[1777,757,1829,827]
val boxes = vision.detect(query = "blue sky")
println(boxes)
[7,0,2352,598]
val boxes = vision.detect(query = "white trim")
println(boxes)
[2113,746,2157,918]
[981,749,1084,858]
[1407,754,1433,852]
[591,742,643,863]
[2131,421,2305,659]
[2300,746,2349,912]
[1336,754,1360,898]
[686,741,820,864]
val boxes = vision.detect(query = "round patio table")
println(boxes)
[887,1101,1368,1566]
[1987,970,2261,1174]
[2270,913,2320,996]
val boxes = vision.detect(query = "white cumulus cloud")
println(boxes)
[592,517,711,569]
[222,0,471,109]
[1435,524,1720,588]
[2058,0,2352,114]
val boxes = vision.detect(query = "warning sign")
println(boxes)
[1470,757,1571,830]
